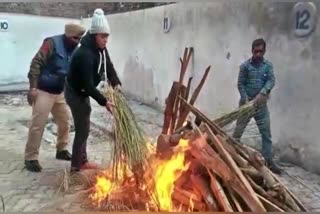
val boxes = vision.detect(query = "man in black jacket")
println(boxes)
[65,8,121,172]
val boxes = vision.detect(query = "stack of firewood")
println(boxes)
[157,47,307,212]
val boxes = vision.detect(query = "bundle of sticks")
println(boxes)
[157,47,307,212]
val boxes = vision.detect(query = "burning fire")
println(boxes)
[89,139,192,211]
[151,139,190,211]
[89,161,130,205]
[90,175,113,204]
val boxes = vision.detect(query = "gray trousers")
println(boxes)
[232,104,273,161]
[64,81,91,169]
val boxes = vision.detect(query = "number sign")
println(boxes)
[0,19,9,32]
[163,16,171,33]
[293,2,317,37]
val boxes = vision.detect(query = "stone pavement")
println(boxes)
[0,93,319,212]
[0,94,113,212]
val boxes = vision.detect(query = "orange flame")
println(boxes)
[90,176,113,205]
[89,161,128,206]
[89,139,192,211]
[151,139,190,211]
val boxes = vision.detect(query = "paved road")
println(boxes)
[0,93,319,212]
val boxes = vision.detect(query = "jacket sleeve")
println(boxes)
[27,39,54,88]
[237,63,248,100]
[79,52,108,106]
[105,49,122,87]
[260,63,275,95]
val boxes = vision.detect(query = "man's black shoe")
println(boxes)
[267,160,282,175]
[25,160,42,172]
[56,150,72,161]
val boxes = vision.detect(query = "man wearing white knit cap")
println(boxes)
[65,8,122,172]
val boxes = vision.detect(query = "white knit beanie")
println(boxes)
[89,8,110,34]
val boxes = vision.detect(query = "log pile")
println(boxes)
[88,48,307,212]
[157,47,307,212]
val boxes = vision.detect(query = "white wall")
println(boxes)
[82,1,320,151]
[1,2,320,159]
[0,13,79,85]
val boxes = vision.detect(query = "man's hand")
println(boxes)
[27,88,38,106]
[254,93,268,107]
[106,101,114,114]
[239,97,248,107]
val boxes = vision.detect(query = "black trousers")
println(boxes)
[64,80,91,169]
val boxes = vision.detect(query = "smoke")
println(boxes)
[266,34,320,174]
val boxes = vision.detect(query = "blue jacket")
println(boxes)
[237,58,275,101]
[37,35,73,94]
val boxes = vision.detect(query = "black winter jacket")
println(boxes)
[66,33,121,106]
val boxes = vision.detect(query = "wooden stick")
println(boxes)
[179,97,250,162]
[179,48,187,74]
[188,158,206,174]
[240,168,263,184]
[178,97,303,212]
[241,143,260,155]
[227,140,251,161]
[179,98,249,156]
[180,47,193,83]
[247,151,301,211]
[156,134,171,154]
[203,123,264,211]
[216,134,248,167]
[188,66,210,106]
[170,48,193,133]
[173,120,193,135]
[190,174,218,211]
[226,187,243,212]
[170,95,181,134]
[185,77,193,102]
[227,188,243,212]
[174,171,189,189]
[177,85,188,127]
[189,133,266,212]
[177,77,193,129]
[172,188,207,211]
[174,186,203,202]
[189,133,232,182]
[207,170,233,212]
[171,85,187,132]
[162,82,180,134]
[270,171,308,211]
[170,97,180,134]
[179,85,187,104]
[257,194,284,212]
[176,66,210,128]
[179,47,188,80]
[179,96,221,136]
[246,175,292,211]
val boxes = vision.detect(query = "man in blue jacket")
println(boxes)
[233,38,281,174]
[25,23,85,172]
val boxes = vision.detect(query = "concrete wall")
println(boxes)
[0,13,79,84]
[1,2,319,163]
[0,2,170,19]
[82,1,320,150]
